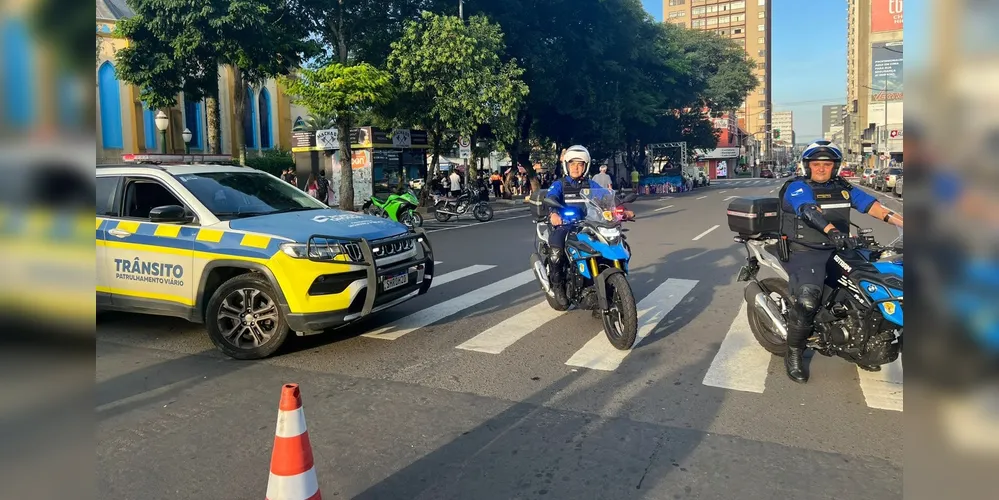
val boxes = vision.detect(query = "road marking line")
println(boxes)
[362,270,535,340]
[430,264,494,288]
[769,189,775,193]
[425,213,533,233]
[723,196,737,201]
[434,261,443,266]
[696,195,708,200]
[653,205,675,212]
[565,278,699,371]
[692,224,720,241]
[456,300,566,354]
[660,197,674,201]
[718,190,728,194]
[858,356,903,411]
[701,302,772,393]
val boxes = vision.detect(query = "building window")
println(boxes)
[759,112,765,119]
[669,0,685,5]
[735,38,745,46]
[757,36,765,43]
[692,19,704,28]
[758,49,766,57]
[758,24,765,31]
[758,11,766,18]
[718,15,730,24]
[758,0,766,5]
[258,87,272,149]
[98,61,123,149]
[183,97,203,150]
[732,13,745,22]
[706,17,718,26]
[706,5,718,13]
[692,6,705,15]
[731,0,746,9]
[668,11,686,18]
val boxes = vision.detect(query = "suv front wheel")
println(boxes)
[206,274,290,359]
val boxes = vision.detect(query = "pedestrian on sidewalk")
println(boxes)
[592,164,613,189]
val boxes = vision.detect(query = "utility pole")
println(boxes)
[459,0,463,20]
[883,73,889,168]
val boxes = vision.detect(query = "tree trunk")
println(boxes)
[420,126,442,208]
[337,116,354,210]
[232,66,247,165]
[205,94,221,154]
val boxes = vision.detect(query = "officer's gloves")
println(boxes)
[827,229,857,251]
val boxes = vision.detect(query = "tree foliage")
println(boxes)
[113,0,317,155]
[387,12,528,201]
[281,63,393,210]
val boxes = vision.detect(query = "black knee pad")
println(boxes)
[794,285,822,316]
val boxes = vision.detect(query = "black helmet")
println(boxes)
[800,140,843,177]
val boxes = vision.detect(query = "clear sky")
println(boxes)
[641,0,852,141]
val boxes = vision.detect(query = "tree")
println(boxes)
[281,64,393,210]
[387,11,528,205]
[114,0,317,157]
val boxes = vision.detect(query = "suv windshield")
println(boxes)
[174,171,327,219]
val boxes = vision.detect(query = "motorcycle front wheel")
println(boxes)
[473,202,494,222]
[402,210,424,228]
[602,273,638,350]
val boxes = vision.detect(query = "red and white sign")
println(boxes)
[872,0,903,33]
[889,129,903,139]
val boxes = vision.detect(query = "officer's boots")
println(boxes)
[784,325,810,384]
[548,251,569,305]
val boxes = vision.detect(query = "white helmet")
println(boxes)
[563,145,591,172]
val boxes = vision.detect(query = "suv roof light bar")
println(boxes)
[120,153,238,165]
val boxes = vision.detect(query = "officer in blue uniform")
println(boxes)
[545,145,608,303]
[779,141,904,383]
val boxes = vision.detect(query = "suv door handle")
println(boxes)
[108,228,132,238]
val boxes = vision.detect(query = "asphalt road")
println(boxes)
[97,177,903,499]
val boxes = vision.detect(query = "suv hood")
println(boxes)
[227,209,409,243]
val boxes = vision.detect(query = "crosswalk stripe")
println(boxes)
[456,300,566,354]
[565,278,698,371]
[653,205,674,212]
[701,302,772,393]
[857,357,903,411]
[430,265,494,288]
[362,269,535,341]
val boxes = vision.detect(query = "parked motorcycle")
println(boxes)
[362,189,423,228]
[433,186,493,222]
[530,188,640,350]
[730,199,903,370]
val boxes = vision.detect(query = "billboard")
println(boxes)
[872,0,903,33]
[871,41,903,101]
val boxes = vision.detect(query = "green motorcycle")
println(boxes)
[362,189,424,228]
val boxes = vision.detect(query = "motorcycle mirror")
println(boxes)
[542,197,564,209]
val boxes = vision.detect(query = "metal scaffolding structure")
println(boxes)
[646,142,688,170]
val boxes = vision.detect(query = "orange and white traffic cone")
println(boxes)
[266,384,322,500]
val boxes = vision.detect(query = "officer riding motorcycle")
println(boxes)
[779,140,904,383]
[545,145,633,304]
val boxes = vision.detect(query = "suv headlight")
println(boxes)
[280,241,349,261]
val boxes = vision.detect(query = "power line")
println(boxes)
[771,97,849,106]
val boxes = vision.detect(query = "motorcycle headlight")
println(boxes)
[598,227,621,240]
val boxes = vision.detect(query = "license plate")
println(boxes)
[383,272,409,291]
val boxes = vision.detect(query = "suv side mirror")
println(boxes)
[149,205,193,224]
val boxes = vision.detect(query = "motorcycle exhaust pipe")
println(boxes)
[530,253,551,293]
[744,282,788,340]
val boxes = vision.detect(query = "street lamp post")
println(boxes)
[182,128,193,155]
[154,110,169,154]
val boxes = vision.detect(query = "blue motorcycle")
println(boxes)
[734,224,903,370]
[530,188,640,350]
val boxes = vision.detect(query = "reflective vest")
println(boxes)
[780,177,853,250]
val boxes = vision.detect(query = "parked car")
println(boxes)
[893,174,903,197]
[760,169,774,178]
[873,167,903,191]
[838,166,855,178]
[862,168,878,186]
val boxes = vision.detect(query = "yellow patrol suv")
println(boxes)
[96,157,435,359]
